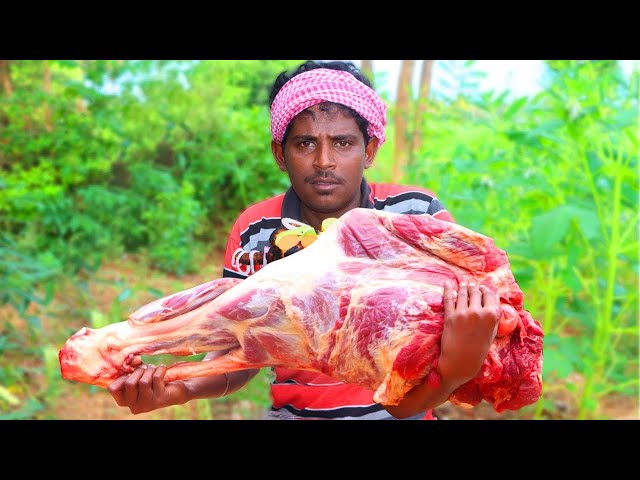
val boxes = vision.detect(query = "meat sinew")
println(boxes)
[59,208,543,412]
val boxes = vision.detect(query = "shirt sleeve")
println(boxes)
[222,217,249,279]
[426,197,455,223]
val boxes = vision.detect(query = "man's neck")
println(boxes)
[282,178,373,230]
[300,195,362,231]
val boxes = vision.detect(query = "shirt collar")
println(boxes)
[281,177,373,222]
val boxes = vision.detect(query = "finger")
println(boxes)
[137,365,156,406]
[456,282,469,310]
[480,285,498,309]
[443,281,455,318]
[130,355,143,368]
[123,366,146,407]
[468,283,482,309]
[480,286,500,335]
[107,375,128,406]
[152,364,168,398]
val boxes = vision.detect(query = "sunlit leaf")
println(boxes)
[503,97,529,120]
[0,385,20,406]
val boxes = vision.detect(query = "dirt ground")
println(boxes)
[49,385,265,420]
[3,252,638,421]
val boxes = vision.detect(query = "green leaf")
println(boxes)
[542,347,573,379]
[0,385,20,406]
[146,287,165,298]
[503,97,529,120]
[582,397,598,412]
[564,245,585,292]
[608,107,639,130]
[505,241,534,258]
[568,206,600,240]
[24,315,42,331]
[90,310,110,329]
[117,288,132,303]
[0,397,43,420]
[530,206,573,257]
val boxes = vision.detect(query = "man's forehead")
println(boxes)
[289,106,360,133]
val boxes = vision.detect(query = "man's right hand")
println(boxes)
[107,360,190,415]
[107,351,257,415]
[438,281,500,385]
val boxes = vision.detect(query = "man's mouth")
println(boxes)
[309,179,341,192]
[310,179,340,185]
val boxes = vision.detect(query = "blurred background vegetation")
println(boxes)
[0,60,637,420]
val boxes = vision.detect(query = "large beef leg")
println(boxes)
[59,208,543,411]
[59,278,242,388]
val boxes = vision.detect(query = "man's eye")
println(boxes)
[300,141,314,148]
[336,141,351,148]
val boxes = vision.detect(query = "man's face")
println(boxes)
[272,105,377,218]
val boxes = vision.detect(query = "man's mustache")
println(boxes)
[305,172,345,184]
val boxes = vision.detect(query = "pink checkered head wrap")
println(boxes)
[270,68,387,146]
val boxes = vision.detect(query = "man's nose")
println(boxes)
[312,142,336,170]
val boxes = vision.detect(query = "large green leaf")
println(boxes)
[530,206,574,257]
[530,204,601,258]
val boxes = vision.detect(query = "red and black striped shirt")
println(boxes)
[222,179,453,420]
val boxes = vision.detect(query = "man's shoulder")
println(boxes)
[368,182,452,220]
[236,193,286,223]
[369,182,436,201]
[369,182,439,201]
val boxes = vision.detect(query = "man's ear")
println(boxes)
[364,138,379,169]
[272,140,287,172]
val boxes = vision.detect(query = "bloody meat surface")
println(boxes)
[59,208,543,412]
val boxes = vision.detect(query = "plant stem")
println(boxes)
[578,143,623,419]
[533,259,559,419]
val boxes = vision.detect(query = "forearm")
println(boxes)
[383,372,464,419]
[183,368,260,402]
[182,350,259,403]
[383,282,500,419]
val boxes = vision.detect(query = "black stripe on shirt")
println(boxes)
[374,192,446,216]
[222,268,248,279]
[373,191,431,210]
[271,402,386,419]
[238,217,283,252]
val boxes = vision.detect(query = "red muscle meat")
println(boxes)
[59,208,543,412]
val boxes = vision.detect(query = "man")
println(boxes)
[108,60,500,420]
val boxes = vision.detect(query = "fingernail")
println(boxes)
[469,282,475,287]
[460,282,467,287]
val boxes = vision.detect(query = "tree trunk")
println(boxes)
[410,60,434,166]
[0,60,13,96]
[361,60,374,87]
[393,60,414,183]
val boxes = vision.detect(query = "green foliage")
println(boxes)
[1,60,299,276]
[0,235,60,318]
[406,60,638,418]
[0,318,46,418]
